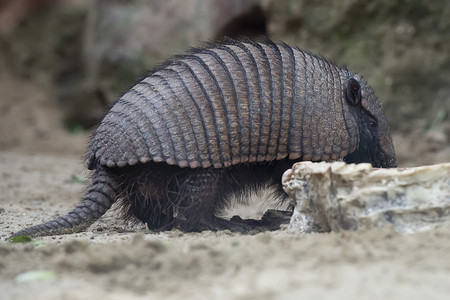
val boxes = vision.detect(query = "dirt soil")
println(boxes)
[1,69,450,299]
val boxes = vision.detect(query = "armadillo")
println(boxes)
[11,38,397,237]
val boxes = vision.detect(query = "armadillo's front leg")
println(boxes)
[10,167,118,238]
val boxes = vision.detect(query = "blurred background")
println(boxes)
[0,0,449,166]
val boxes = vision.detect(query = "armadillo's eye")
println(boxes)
[363,108,378,129]
[368,116,378,129]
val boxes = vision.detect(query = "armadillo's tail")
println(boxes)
[10,167,118,238]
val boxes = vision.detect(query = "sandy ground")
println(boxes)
[1,69,450,299]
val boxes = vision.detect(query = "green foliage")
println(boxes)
[15,270,57,283]
[64,119,85,134]
[10,235,32,243]
[68,174,88,184]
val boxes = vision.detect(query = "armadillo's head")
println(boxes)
[343,74,397,168]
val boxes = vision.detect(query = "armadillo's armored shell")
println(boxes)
[87,39,358,169]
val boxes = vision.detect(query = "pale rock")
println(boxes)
[282,162,450,234]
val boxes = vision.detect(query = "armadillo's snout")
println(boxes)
[377,141,397,168]
[380,154,397,168]
[376,119,397,168]
[382,139,397,168]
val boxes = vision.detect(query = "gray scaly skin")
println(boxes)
[12,167,118,237]
[11,38,396,238]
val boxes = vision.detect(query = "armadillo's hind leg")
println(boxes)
[168,170,249,232]
[10,166,118,238]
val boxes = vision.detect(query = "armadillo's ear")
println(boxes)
[346,78,362,106]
